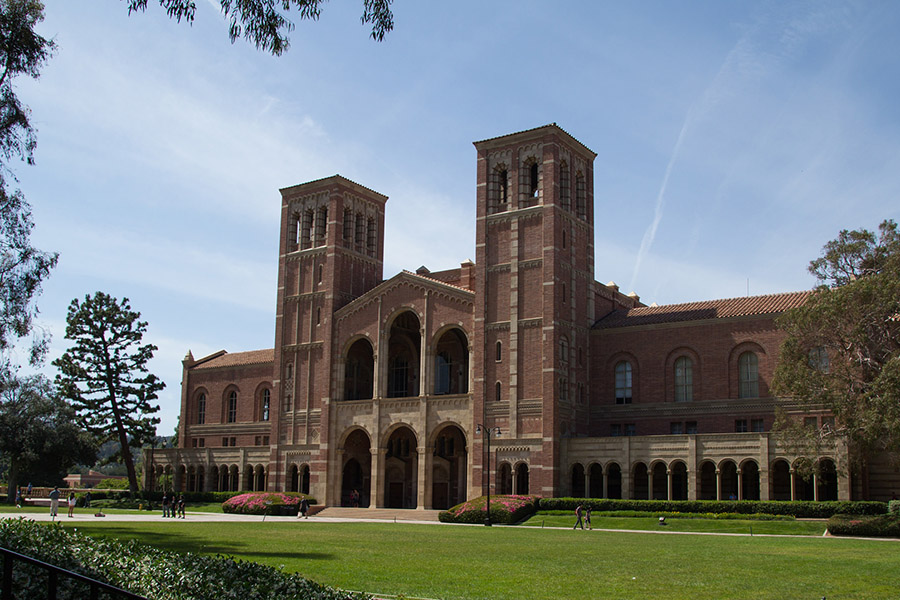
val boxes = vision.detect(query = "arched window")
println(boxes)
[739,352,759,398]
[489,165,509,214]
[285,363,293,380]
[495,340,502,362]
[343,208,353,245]
[367,217,377,257]
[197,393,206,425]
[560,336,569,363]
[301,210,313,249]
[227,390,237,423]
[529,162,539,197]
[615,361,632,404]
[261,389,270,421]
[674,356,693,402]
[575,172,586,219]
[315,206,327,246]
[495,381,501,403]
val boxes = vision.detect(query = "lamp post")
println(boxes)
[476,423,500,526]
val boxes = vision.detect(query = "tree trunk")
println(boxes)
[6,462,19,505]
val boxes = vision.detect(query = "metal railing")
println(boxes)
[1,547,147,600]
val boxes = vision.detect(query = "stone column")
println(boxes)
[647,471,653,500]
[715,469,722,501]
[667,469,673,501]
[371,448,386,508]
[602,471,608,499]
[790,468,797,501]
[813,472,819,502]
[584,470,591,498]
[737,468,743,501]
[418,445,429,509]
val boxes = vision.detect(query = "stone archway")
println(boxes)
[344,338,374,400]
[606,463,622,499]
[771,459,791,501]
[387,312,421,398]
[571,463,585,498]
[341,429,371,507]
[670,461,688,501]
[741,460,760,500]
[498,463,513,495]
[632,463,648,499]
[431,424,467,510]
[384,426,418,508]
[588,463,603,498]
[515,463,529,495]
[698,461,716,500]
[433,328,469,395]
[818,458,838,501]
[720,460,738,500]
[651,463,667,500]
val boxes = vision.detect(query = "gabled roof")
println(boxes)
[335,269,474,320]
[191,349,275,370]
[473,123,596,157]
[593,291,813,330]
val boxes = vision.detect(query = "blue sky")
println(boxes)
[13,0,900,435]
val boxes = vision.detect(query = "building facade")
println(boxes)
[147,124,896,506]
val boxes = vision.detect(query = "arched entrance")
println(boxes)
[498,463,512,495]
[651,462,667,500]
[344,338,374,400]
[434,328,469,395]
[289,465,299,492]
[588,463,603,498]
[571,463,585,498]
[341,429,371,507]
[606,463,622,499]
[671,461,688,501]
[698,461,716,500]
[741,460,760,500]
[431,424,467,509]
[387,312,421,398]
[632,463,648,499]
[771,459,791,500]
[384,426,417,508]
[720,460,738,500]
[300,464,311,494]
[515,463,529,494]
[817,458,838,501]
[794,460,815,501]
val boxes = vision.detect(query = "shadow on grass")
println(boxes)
[72,526,336,561]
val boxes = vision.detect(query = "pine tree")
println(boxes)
[54,292,164,495]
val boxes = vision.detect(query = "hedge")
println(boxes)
[0,518,368,600]
[73,490,260,508]
[827,514,900,538]
[890,500,900,515]
[222,492,315,516]
[439,495,539,524]
[537,498,888,518]
[538,509,793,521]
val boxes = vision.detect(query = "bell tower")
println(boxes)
[270,175,387,499]
[473,124,596,497]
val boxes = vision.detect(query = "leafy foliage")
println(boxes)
[438,495,539,524]
[0,518,369,599]
[125,0,393,56]
[222,491,314,515]
[0,373,96,498]
[54,292,164,496]
[774,220,900,475]
[827,513,900,538]
[0,0,57,370]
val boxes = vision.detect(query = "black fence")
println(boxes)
[1,547,147,600]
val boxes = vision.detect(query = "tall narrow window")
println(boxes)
[292,214,301,248]
[197,393,206,425]
[435,352,451,395]
[490,166,509,214]
[615,361,632,404]
[367,217,376,257]
[495,381,501,403]
[529,162,539,198]
[575,172,586,219]
[343,208,353,245]
[495,340,502,362]
[261,389,270,421]
[315,206,328,246]
[738,352,759,398]
[559,378,568,403]
[560,161,570,211]
[674,356,693,402]
[559,336,569,363]
[355,212,366,253]
[227,390,237,423]
[301,210,313,249]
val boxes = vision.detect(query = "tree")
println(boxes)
[0,0,57,371]
[773,220,900,493]
[53,292,164,496]
[126,0,394,56]
[0,372,97,502]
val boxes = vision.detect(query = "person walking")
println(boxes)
[15,488,22,508]
[161,493,170,518]
[573,504,584,530]
[67,492,76,517]
[299,497,310,519]
[177,495,186,519]
[585,506,592,530]
[49,486,60,519]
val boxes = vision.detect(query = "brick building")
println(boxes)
[146,124,896,506]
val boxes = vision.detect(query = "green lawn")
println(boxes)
[40,519,900,600]
[522,513,828,535]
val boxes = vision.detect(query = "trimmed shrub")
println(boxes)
[827,513,900,538]
[889,500,900,515]
[439,495,539,524]
[222,492,315,516]
[97,478,129,490]
[537,509,794,521]
[0,518,367,599]
[537,498,888,518]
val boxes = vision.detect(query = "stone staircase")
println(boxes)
[313,506,443,522]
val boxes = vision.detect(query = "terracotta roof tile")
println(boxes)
[594,290,813,329]
[193,349,274,369]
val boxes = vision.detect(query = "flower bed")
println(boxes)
[439,495,539,524]
[222,492,315,516]
[827,513,900,538]
[0,518,366,600]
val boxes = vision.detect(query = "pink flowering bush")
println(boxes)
[222,492,315,516]
[439,495,540,524]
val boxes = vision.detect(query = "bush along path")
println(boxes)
[0,518,368,600]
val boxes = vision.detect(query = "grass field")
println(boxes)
[521,513,828,536]
[28,517,899,600]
